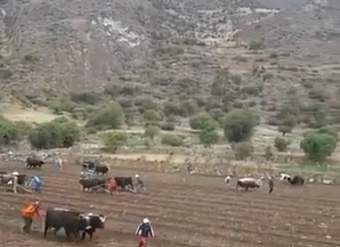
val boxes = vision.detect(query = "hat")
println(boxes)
[143,218,150,224]
[135,174,140,178]
[34,200,40,206]
[12,171,19,176]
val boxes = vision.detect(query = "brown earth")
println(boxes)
[0,161,340,246]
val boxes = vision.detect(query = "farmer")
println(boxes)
[135,174,145,190]
[105,177,117,195]
[135,218,154,247]
[53,156,63,171]
[268,177,274,194]
[20,200,41,233]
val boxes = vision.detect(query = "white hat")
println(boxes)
[143,218,150,224]
[135,174,140,178]
[12,172,19,176]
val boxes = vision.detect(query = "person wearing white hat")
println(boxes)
[135,174,145,191]
[135,218,154,247]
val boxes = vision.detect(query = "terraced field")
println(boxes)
[0,161,340,247]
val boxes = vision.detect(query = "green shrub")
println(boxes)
[14,121,32,138]
[274,137,289,152]
[249,40,264,50]
[232,142,254,160]
[224,109,258,142]
[264,146,274,160]
[200,128,219,147]
[209,108,225,125]
[86,102,124,130]
[0,117,19,145]
[163,102,184,117]
[29,120,80,149]
[190,112,218,130]
[143,110,162,125]
[278,114,296,136]
[70,92,101,105]
[102,131,128,153]
[160,122,175,131]
[144,126,160,140]
[300,132,337,161]
[161,134,183,146]
[48,98,76,114]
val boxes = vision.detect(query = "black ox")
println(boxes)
[83,161,109,175]
[79,178,106,191]
[26,157,45,169]
[44,207,106,240]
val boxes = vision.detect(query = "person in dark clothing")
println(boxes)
[135,218,154,247]
[268,177,274,194]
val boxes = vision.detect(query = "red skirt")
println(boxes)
[138,236,148,247]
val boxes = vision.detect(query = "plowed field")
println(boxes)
[0,161,340,247]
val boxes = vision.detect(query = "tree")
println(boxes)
[224,109,258,142]
[300,132,337,161]
[160,122,175,131]
[102,131,128,153]
[0,116,19,146]
[278,114,296,136]
[200,128,219,147]
[189,112,218,130]
[29,119,80,149]
[143,110,161,125]
[274,137,289,152]
[161,134,183,147]
[14,121,32,138]
[144,126,160,141]
[264,146,274,161]
[209,108,225,126]
[232,142,254,160]
[308,103,328,128]
[86,102,124,130]
[211,68,231,103]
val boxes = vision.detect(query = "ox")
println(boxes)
[280,173,304,186]
[225,176,264,191]
[44,207,106,240]
[79,178,106,191]
[26,157,44,169]
[115,177,135,191]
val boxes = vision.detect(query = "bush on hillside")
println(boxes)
[102,131,128,153]
[300,132,337,161]
[274,137,289,152]
[160,122,175,131]
[224,109,258,142]
[232,142,254,160]
[200,128,219,147]
[189,112,218,130]
[143,110,162,125]
[86,102,124,130]
[29,120,80,149]
[70,92,102,105]
[14,121,32,138]
[144,126,160,141]
[161,134,183,147]
[0,117,19,146]
[278,113,296,136]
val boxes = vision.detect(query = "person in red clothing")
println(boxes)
[20,200,41,233]
[105,177,117,195]
[135,218,154,247]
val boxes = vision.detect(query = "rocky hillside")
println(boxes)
[0,0,339,126]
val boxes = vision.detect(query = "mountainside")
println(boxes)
[0,0,340,126]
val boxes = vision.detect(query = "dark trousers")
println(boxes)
[22,216,33,233]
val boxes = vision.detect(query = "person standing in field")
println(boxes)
[135,218,155,247]
[20,200,41,233]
